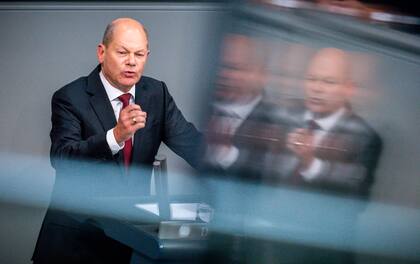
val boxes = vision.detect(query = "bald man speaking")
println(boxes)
[32,18,202,263]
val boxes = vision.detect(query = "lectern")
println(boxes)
[94,155,210,264]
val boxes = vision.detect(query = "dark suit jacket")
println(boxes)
[261,99,383,198]
[202,96,278,182]
[204,99,382,263]
[206,97,382,197]
[33,65,202,263]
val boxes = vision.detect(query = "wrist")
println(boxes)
[113,127,123,144]
[107,129,124,155]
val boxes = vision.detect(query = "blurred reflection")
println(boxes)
[205,42,382,197]
[266,48,382,197]
[204,33,275,181]
[203,42,383,263]
[259,0,420,34]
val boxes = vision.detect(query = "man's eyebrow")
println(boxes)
[114,45,128,51]
[116,45,147,52]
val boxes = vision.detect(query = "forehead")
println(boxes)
[306,52,348,80]
[110,25,148,50]
[222,38,265,73]
[223,36,256,60]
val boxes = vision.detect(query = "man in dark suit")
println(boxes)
[204,33,275,182]
[206,47,382,264]
[32,18,202,263]
[264,48,382,198]
[240,48,383,264]
[202,33,285,263]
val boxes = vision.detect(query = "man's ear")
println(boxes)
[97,44,105,64]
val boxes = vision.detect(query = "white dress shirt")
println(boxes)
[300,107,346,181]
[99,71,136,155]
[207,95,262,169]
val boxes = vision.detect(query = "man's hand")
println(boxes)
[113,104,147,144]
[287,128,315,169]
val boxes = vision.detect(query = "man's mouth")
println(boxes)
[123,71,136,78]
[308,97,325,105]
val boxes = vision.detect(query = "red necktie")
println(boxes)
[306,119,321,131]
[118,94,133,168]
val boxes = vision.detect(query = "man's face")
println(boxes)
[304,50,352,115]
[215,35,265,103]
[97,24,149,91]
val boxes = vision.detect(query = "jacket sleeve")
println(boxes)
[160,82,204,169]
[312,129,382,197]
[49,90,113,169]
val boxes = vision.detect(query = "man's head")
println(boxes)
[97,18,150,92]
[215,34,267,104]
[304,48,353,116]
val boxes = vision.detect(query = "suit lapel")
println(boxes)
[327,110,352,134]
[86,66,117,132]
[132,78,152,163]
[86,66,122,166]
[316,109,354,161]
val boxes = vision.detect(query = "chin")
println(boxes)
[307,105,326,114]
[120,80,137,87]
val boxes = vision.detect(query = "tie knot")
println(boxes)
[118,93,132,107]
[307,119,321,130]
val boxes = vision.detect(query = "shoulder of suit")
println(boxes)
[139,76,165,89]
[137,76,171,100]
[53,76,88,100]
[340,111,381,140]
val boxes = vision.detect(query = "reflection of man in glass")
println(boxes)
[271,48,382,197]
[204,34,273,179]
[239,48,383,264]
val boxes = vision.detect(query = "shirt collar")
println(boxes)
[304,107,346,131]
[99,71,136,102]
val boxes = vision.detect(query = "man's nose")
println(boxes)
[311,79,324,93]
[126,53,136,66]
